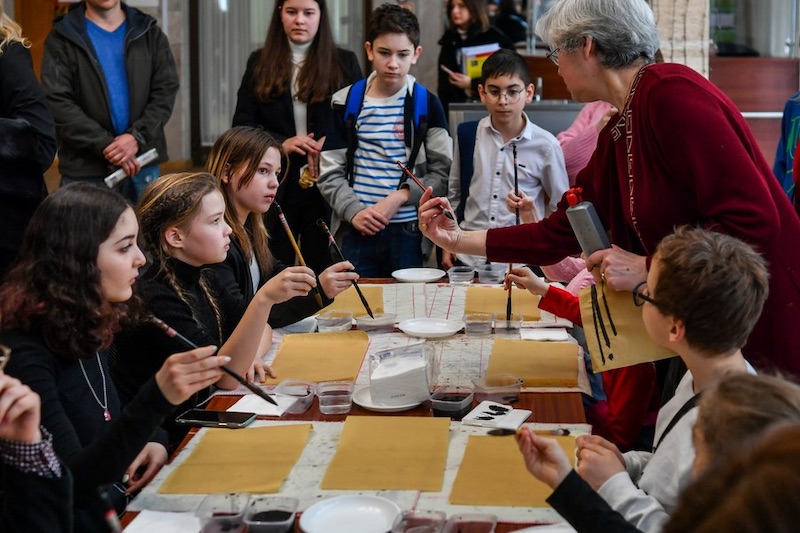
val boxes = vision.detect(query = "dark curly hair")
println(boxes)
[0,183,136,360]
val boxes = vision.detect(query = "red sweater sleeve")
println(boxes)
[538,285,582,325]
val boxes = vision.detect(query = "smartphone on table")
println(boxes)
[175,408,256,429]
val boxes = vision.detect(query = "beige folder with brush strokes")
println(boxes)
[465,286,541,321]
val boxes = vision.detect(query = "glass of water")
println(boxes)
[316,381,355,415]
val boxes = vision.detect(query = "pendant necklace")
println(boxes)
[79,353,111,421]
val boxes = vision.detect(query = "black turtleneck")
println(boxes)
[111,258,235,449]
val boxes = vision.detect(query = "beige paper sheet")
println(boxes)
[159,424,312,494]
[579,285,675,373]
[449,435,575,507]
[487,340,578,387]
[323,285,384,316]
[264,330,369,385]
[321,416,450,491]
[465,286,541,321]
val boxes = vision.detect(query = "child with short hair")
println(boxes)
[445,48,568,268]
[519,373,800,532]
[511,226,768,531]
[318,3,452,277]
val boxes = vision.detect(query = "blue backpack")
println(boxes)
[455,120,480,222]
[342,78,429,187]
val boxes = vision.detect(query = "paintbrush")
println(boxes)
[316,219,374,318]
[395,161,456,220]
[273,203,324,309]
[506,143,520,322]
[149,316,278,406]
[487,427,571,436]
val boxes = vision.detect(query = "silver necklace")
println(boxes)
[78,353,110,422]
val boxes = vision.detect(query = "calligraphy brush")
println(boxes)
[149,316,278,406]
[487,427,571,436]
[273,203,324,309]
[506,143,520,322]
[316,219,374,318]
[395,161,455,220]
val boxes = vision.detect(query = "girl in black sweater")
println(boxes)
[112,172,317,447]
[0,184,228,532]
[206,126,358,330]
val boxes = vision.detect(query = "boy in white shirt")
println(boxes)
[445,49,568,268]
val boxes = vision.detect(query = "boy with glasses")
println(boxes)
[444,49,568,268]
[509,226,765,531]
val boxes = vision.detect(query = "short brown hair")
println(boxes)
[653,226,769,355]
[665,421,800,533]
[696,373,800,464]
[367,3,420,47]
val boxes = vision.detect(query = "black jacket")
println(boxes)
[41,2,178,178]
[1,464,73,533]
[437,24,514,113]
[207,237,333,329]
[232,47,362,208]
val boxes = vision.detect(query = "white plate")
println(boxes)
[352,386,423,413]
[299,495,401,533]
[391,267,446,283]
[397,318,464,339]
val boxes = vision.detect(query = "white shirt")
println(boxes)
[448,113,569,266]
[289,40,312,136]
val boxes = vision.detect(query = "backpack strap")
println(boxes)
[399,82,429,188]
[343,79,368,187]
[653,392,702,452]
[455,120,480,222]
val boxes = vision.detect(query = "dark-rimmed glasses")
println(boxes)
[0,344,9,371]
[633,281,658,307]
[546,47,561,66]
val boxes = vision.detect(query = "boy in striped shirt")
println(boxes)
[319,4,452,277]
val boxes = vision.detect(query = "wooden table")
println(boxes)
[122,279,586,532]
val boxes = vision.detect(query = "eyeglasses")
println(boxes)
[546,46,561,66]
[632,281,659,307]
[0,344,9,371]
[484,88,524,104]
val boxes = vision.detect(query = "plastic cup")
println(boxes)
[317,380,355,415]
[462,312,494,337]
[442,513,497,533]
[316,310,353,332]
[447,266,474,285]
[495,313,523,333]
[430,385,474,420]
[472,373,523,404]
[356,312,397,333]
[476,263,507,284]
[274,379,316,414]
[196,493,250,533]
[391,509,447,532]
[244,496,298,533]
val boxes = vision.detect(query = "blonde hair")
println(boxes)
[137,172,224,341]
[0,8,30,53]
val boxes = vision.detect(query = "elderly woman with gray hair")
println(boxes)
[420,0,800,380]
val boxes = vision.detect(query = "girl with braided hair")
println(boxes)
[111,172,317,448]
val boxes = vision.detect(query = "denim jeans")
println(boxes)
[61,163,160,204]
[339,221,422,278]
